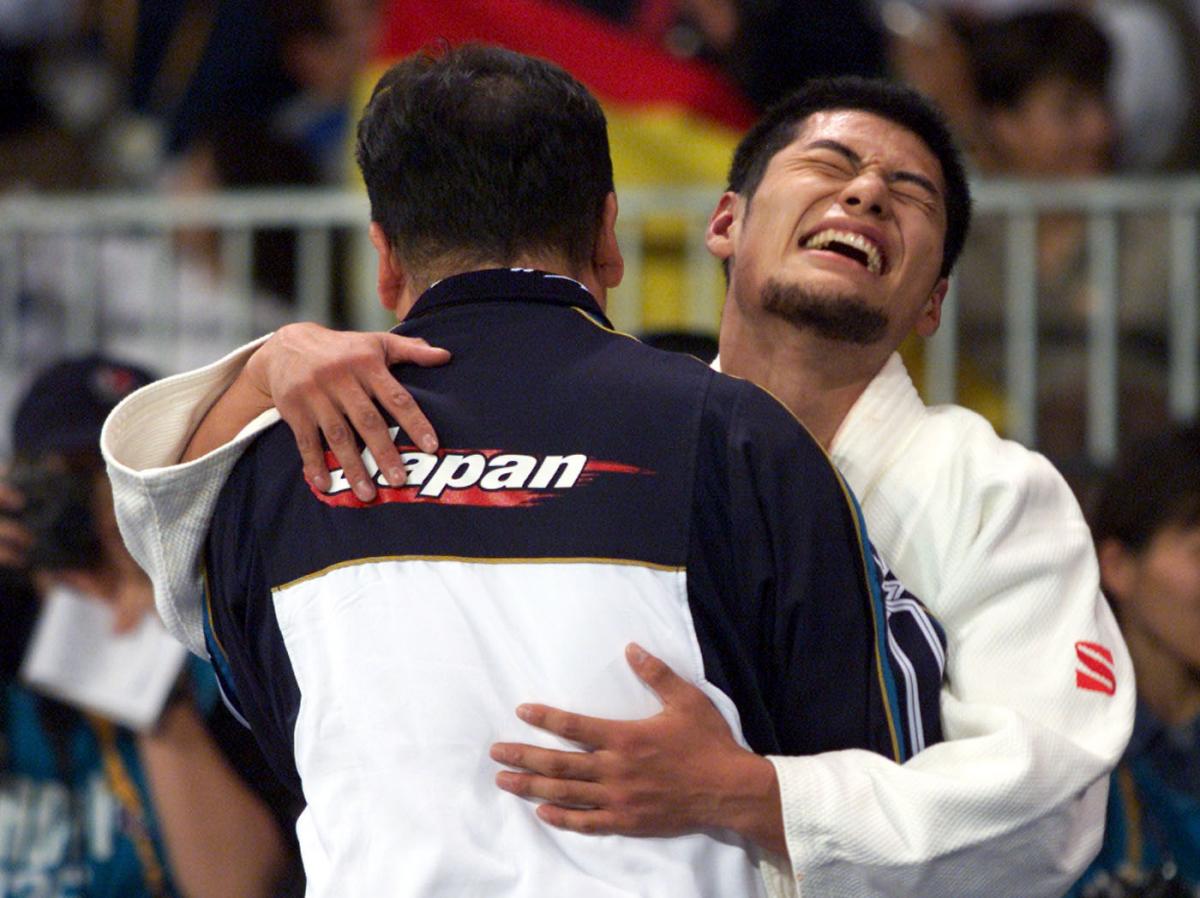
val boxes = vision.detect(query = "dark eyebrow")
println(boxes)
[805,139,862,166]
[891,170,941,199]
[804,138,941,200]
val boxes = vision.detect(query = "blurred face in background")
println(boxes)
[984,75,1115,177]
[284,0,381,103]
[1101,523,1200,686]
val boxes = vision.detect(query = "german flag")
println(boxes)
[366,0,756,328]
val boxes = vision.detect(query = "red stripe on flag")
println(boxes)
[373,0,756,130]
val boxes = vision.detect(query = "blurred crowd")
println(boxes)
[3,0,1199,478]
[894,0,1200,483]
[6,0,1200,188]
[0,0,376,192]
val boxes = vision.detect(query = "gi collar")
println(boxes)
[400,268,611,328]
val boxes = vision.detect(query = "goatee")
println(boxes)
[761,278,888,345]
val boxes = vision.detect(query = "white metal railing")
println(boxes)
[953,178,1200,463]
[1,179,1198,466]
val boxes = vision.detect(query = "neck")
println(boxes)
[717,296,887,449]
[1123,624,1200,726]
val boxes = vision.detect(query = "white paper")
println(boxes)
[20,583,188,731]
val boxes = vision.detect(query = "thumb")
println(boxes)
[381,334,452,368]
[626,643,692,708]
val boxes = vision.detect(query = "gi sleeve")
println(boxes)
[101,336,278,655]
[767,426,1135,898]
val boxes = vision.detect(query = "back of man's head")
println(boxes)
[726,76,971,279]
[355,44,614,280]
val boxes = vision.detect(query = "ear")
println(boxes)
[1097,538,1137,606]
[705,191,741,263]
[913,277,949,337]
[369,222,409,317]
[593,192,624,289]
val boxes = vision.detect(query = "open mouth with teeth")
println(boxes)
[801,229,885,275]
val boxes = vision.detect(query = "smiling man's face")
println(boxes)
[712,109,950,351]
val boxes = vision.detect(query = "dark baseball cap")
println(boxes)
[12,354,156,457]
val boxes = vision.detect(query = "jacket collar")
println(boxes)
[402,268,609,326]
[708,351,926,500]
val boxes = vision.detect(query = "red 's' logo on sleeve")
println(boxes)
[1075,641,1116,695]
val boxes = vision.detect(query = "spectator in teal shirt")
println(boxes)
[1070,424,1200,897]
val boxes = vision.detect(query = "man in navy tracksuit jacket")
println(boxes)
[204,265,915,896]
[175,46,937,896]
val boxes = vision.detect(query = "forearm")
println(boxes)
[181,359,270,462]
[139,703,290,898]
[102,337,268,474]
[767,718,1116,897]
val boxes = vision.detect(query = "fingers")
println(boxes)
[296,384,422,502]
[515,703,614,749]
[286,413,335,494]
[376,335,447,460]
[277,362,393,502]
[495,769,608,812]
[325,336,447,493]
[490,742,600,782]
[266,329,449,500]
[490,742,611,825]
[381,334,451,369]
[338,377,411,492]
[535,804,624,836]
[625,643,694,709]
[361,363,435,472]
[284,388,379,501]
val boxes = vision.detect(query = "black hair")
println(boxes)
[967,10,1111,111]
[1091,424,1200,552]
[355,43,614,277]
[727,76,972,278]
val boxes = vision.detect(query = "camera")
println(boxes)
[5,461,101,571]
